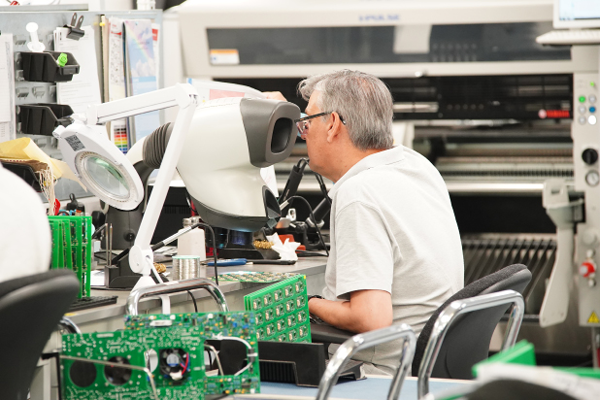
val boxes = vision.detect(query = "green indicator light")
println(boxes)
[592,82,596,87]
[579,96,587,103]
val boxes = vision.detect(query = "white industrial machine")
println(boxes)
[177,0,574,80]
[535,0,600,367]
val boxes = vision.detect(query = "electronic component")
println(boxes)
[124,311,260,396]
[61,328,205,400]
[48,215,92,297]
[244,275,311,343]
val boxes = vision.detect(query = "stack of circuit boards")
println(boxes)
[244,275,312,343]
[61,312,260,400]
[48,215,92,298]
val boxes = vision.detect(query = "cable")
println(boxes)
[279,158,309,204]
[194,222,219,286]
[314,173,332,206]
[281,195,329,257]
[204,344,224,375]
[187,290,198,312]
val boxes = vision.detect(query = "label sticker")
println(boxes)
[588,311,599,324]
[210,49,240,65]
[65,134,85,151]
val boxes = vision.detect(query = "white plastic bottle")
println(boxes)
[177,216,206,261]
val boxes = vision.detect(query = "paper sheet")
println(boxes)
[124,19,160,143]
[0,137,82,186]
[54,26,102,115]
[106,17,129,153]
[0,34,15,142]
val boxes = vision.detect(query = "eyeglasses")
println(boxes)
[295,111,346,140]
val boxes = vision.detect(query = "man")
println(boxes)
[268,70,464,375]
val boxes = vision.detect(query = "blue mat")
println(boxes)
[261,376,468,400]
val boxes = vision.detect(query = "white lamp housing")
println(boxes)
[54,121,144,211]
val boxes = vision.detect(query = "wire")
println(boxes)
[204,344,224,375]
[194,222,219,285]
[314,173,332,206]
[285,195,329,257]
[187,290,198,312]
[279,158,310,204]
[178,352,190,374]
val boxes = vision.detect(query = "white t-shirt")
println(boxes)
[0,164,51,283]
[323,145,464,375]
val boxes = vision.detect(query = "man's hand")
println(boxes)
[264,91,287,101]
[308,289,393,333]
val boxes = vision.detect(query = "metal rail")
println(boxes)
[417,290,525,398]
[126,277,229,315]
[316,324,416,400]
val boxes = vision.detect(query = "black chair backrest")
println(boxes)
[411,264,532,378]
[0,269,79,400]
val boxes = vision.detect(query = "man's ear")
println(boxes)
[326,113,344,144]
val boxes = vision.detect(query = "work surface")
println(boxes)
[235,376,468,400]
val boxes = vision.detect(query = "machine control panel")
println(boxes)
[573,72,600,327]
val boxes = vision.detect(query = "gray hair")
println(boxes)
[298,70,394,151]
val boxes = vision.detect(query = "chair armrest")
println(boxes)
[417,289,525,399]
[316,324,416,400]
[310,321,354,344]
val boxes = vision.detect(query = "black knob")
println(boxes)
[582,148,599,165]
[124,231,136,242]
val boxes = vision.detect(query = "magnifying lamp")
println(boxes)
[53,84,199,296]
[54,121,144,210]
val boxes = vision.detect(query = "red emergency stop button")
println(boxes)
[580,260,597,278]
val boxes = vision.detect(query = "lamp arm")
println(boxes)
[85,84,197,125]
[123,86,198,279]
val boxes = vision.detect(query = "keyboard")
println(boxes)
[536,29,600,45]
[69,295,118,312]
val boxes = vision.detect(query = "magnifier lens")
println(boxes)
[83,155,130,199]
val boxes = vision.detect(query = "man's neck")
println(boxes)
[329,147,386,183]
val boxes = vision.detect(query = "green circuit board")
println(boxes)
[124,311,260,396]
[61,328,205,400]
[48,215,92,297]
[244,275,311,343]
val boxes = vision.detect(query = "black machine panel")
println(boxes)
[219,74,573,122]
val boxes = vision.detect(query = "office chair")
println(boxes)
[413,263,531,397]
[0,269,80,400]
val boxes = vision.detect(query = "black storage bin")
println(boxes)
[18,103,74,136]
[0,162,42,192]
[21,51,80,82]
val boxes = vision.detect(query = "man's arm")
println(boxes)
[308,289,393,333]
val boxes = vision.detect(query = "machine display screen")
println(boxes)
[556,0,600,28]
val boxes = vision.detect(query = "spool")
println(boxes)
[172,256,205,280]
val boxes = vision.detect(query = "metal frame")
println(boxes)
[417,289,525,398]
[316,324,416,400]
[58,317,81,334]
[126,277,229,316]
